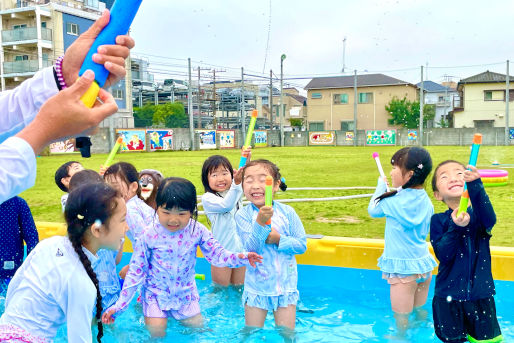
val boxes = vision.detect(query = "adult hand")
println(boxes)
[451,208,470,227]
[16,70,118,153]
[62,10,135,88]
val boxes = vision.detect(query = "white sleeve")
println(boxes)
[64,271,96,343]
[0,67,58,144]
[0,137,36,204]
[201,182,243,213]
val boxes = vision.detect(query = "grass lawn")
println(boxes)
[21,145,514,247]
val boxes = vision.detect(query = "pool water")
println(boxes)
[1,255,513,342]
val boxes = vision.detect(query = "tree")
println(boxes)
[133,103,155,128]
[289,118,303,128]
[151,102,188,128]
[386,97,435,129]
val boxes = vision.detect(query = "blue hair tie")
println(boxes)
[280,177,286,183]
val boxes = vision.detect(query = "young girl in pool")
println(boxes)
[200,149,250,286]
[367,147,437,336]
[236,159,307,331]
[102,177,262,338]
[0,182,127,343]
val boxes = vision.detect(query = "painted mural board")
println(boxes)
[217,130,235,149]
[254,130,268,147]
[309,131,336,146]
[345,131,354,141]
[366,130,396,146]
[50,139,76,153]
[407,129,418,140]
[147,129,173,151]
[116,129,146,151]
[196,130,216,150]
[510,128,514,140]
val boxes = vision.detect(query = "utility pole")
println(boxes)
[197,66,209,129]
[353,70,357,146]
[506,60,510,146]
[419,65,424,146]
[188,58,194,150]
[241,67,246,145]
[269,69,273,127]
[170,80,175,103]
[210,69,225,129]
[342,37,347,73]
[280,54,286,146]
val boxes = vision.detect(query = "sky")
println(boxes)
[129,0,514,89]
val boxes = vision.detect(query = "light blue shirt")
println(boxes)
[95,249,120,311]
[201,181,243,252]
[236,201,307,296]
[0,236,98,342]
[126,195,155,244]
[0,67,58,205]
[368,178,437,274]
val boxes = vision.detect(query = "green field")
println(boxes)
[22,146,514,247]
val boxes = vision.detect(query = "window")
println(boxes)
[311,92,322,99]
[474,120,494,129]
[66,23,79,36]
[341,121,354,131]
[85,0,99,8]
[358,92,373,104]
[484,90,503,101]
[12,24,27,29]
[14,55,29,61]
[113,89,124,99]
[333,93,348,104]
[41,22,47,28]
[309,122,324,131]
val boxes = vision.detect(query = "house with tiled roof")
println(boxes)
[304,74,417,131]
[454,71,514,128]
[416,81,458,127]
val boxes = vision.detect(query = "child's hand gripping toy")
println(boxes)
[457,133,482,216]
[265,175,273,227]
[372,152,390,192]
[238,110,259,169]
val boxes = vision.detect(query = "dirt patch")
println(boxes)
[316,216,362,224]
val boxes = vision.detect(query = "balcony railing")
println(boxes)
[1,27,52,43]
[3,59,52,74]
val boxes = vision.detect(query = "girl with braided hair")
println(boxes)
[367,147,438,337]
[0,182,127,343]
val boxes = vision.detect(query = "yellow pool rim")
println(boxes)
[36,222,514,282]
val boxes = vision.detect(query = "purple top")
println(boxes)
[109,219,249,313]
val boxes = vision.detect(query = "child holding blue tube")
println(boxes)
[430,161,502,343]
[236,159,306,332]
[200,148,250,287]
[368,147,437,337]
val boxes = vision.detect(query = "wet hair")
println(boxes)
[201,155,234,193]
[242,159,287,191]
[69,170,104,192]
[103,162,141,198]
[64,183,120,343]
[155,177,198,222]
[431,160,466,192]
[375,147,432,202]
[54,161,80,192]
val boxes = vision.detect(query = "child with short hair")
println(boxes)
[367,147,437,336]
[236,159,306,331]
[54,161,84,212]
[0,182,127,342]
[430,161,503,343]
[201,150,250,286]
[0,196,38,287]
[102,177,262,338]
